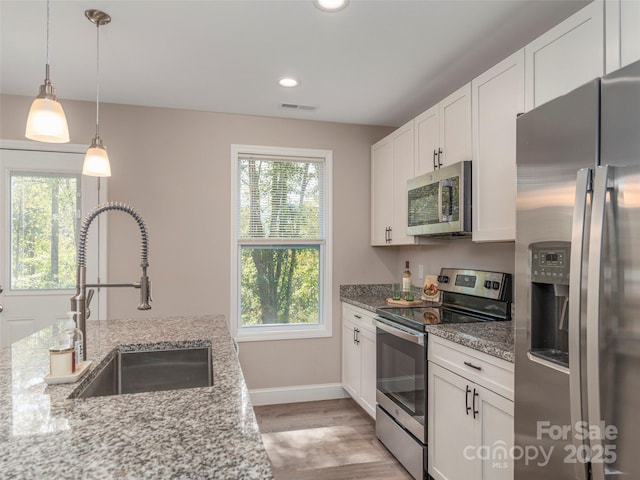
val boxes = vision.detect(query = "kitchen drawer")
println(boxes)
[428,335,514,401]
[342,303,376,334]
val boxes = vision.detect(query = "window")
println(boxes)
[231,145,332,341]
[10,172,80,290]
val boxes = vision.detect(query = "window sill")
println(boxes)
[233,324,332,342]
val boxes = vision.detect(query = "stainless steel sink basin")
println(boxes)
[73,346,213,398]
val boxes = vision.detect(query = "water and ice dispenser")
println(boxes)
[529,242,570,368]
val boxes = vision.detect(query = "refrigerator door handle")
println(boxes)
[586,165,612,480]
[569,168,591,480]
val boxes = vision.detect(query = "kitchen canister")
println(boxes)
[49,346,74,376]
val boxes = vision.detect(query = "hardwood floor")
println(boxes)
[254,398,413,480]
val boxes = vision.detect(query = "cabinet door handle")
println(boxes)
[387,227,392,243]
[354,314,361,319]
[465,385,471,415]
[437,148,443,168]
[433,149,438,170]
[464,361,482,371]
[473,388,479,419]
[356,328,360,345]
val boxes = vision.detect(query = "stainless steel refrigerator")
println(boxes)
[515,59,640,480]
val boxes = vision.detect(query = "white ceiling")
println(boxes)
[0,0,589,127]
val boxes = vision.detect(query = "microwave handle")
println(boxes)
[440,179,453,222]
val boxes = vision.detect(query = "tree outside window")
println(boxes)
[232,146,332,341]
[10,172,80,290]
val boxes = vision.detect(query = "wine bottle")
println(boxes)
[402,261,413,301]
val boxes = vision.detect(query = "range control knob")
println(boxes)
[492,281,500,290]
[438,275,449,284]
[484,280,492,289]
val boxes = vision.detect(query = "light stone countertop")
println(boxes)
[0,315,273,479]
[340,284,514,363]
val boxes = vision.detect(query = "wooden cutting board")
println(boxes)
[385,297,424,306]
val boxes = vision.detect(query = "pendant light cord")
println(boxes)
[95,22,100,137]
[44,0,50,82]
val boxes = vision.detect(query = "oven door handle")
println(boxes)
[374,318,425,346]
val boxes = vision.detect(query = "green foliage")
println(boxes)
[238,158,323,326]
[240,246,319,325]
[10,173,79,290]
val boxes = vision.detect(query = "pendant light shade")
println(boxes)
[25,0,70,143]
[83,9,112,177]
[83,135,111,177]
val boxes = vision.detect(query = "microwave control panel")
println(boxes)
[530,241,570,285]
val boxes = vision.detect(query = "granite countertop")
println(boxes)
[0,315,273,479]
[340,284,514,363]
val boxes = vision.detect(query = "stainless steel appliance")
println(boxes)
[375,268,512,480]
[515,59,640,480]
[407,161,472,237]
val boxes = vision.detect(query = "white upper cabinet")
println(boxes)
[371,120,417,246]
[605,0,640,73]
[371,137,394,246]
[391,121,416,245]
[525,0,604,111]
[415,105,440,176]
[472,50,525,243]
[414,83,471,177]
[439,83,472,168]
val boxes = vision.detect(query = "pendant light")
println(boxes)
[83,9,112,177]
[25,0,70,143]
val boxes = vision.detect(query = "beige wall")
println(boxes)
[1,93,396,389]
[1,94,516,390]
[398,240,515,284]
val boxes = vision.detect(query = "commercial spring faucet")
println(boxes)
[70,202,151,359]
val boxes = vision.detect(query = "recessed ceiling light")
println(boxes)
[313,0,349,12]
[278,77,300,88]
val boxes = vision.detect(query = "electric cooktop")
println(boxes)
[375,305,502,332]
[375,268,513,332]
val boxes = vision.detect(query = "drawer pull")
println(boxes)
[354,314,362,319]
[464,361,482,371]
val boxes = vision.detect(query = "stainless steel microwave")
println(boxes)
[406,160,471,236]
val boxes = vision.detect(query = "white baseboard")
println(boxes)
[249,383,349,406]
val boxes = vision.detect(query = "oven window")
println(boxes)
[376,327,425,422]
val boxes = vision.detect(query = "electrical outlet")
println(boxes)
[418,264,424,280]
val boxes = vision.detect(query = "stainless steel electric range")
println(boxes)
[374,268,512,480]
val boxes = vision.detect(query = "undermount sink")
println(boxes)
[72,346,213,399]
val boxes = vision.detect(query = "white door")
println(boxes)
[0,144,105,347]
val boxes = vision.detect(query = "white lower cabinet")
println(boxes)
[428,336,514,480]
[341,303,376,418]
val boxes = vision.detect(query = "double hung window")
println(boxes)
[231,145,332,341]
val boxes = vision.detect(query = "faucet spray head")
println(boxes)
[138,275,152,310]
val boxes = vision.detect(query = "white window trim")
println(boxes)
[0,140,108,322]
[230,144,333,342]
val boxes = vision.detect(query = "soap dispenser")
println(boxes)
[61,311,84,367]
